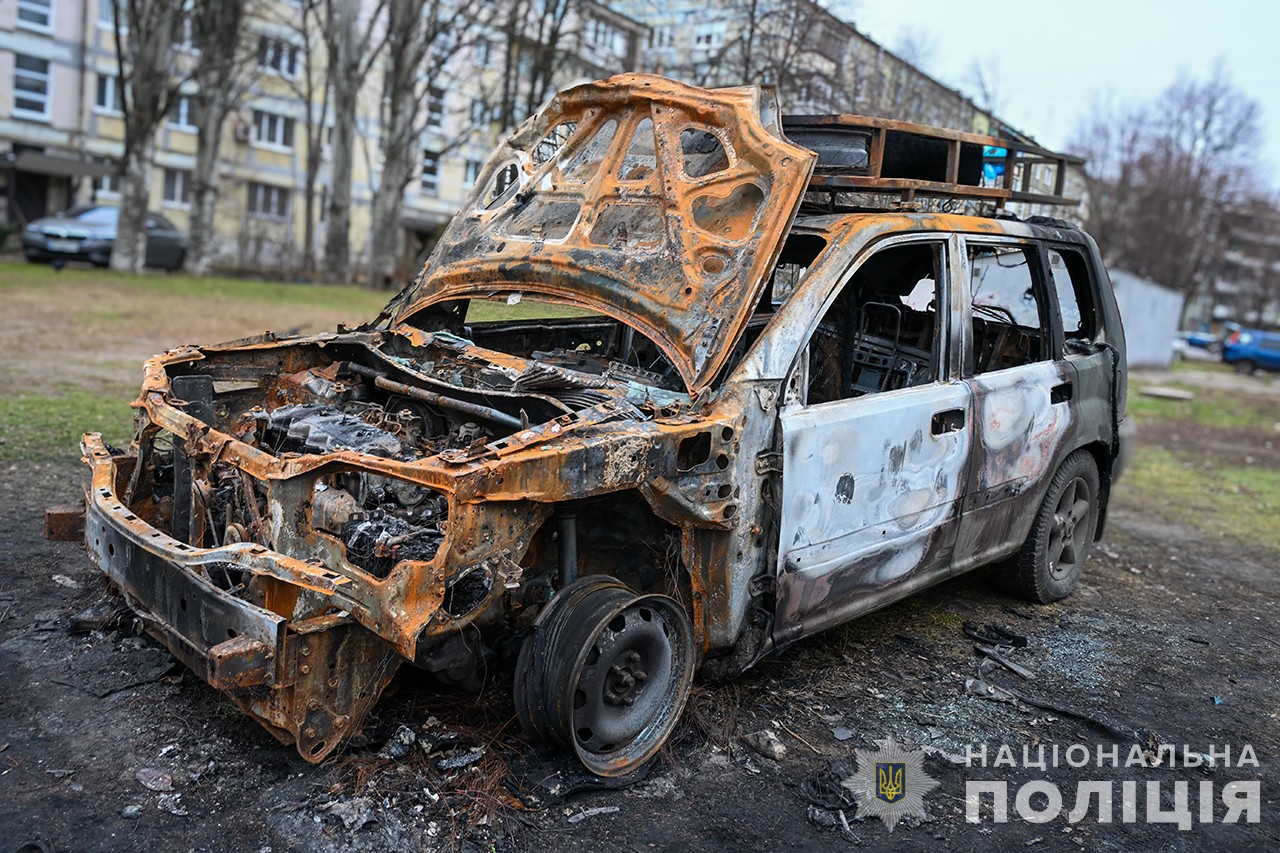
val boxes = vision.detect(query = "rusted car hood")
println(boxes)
[395,74,816,393]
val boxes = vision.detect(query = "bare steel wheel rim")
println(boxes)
[515,578,694,777]
[1047,476,1092,580]
[571,602,679,756]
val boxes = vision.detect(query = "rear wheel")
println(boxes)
[1234,359,1256,375]
[515,576,694,777]
[998,450,1100,603]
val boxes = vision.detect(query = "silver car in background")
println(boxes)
[22,204,187,270]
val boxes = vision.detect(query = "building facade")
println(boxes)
[1,0,645,277]
[3,0,1074,279]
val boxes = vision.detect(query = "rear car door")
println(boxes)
[774,235,971,643]
[952,239,1076,570]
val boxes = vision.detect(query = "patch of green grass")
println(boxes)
[1170,357,1233,375]
[0,260,390,314]
[1127,384,1280,432]
[1117,447,1280,553]
[0,384,134,463]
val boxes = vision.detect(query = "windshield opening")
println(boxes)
[403,295,685,392]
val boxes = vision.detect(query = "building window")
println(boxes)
[464,159,481,186]
[93,172,120,199]
[173,15,198,51]
[94,72,123,113]
[421,150,439,195]
[248,182,289,219]
[585,17,623,55]
[429,28,454,68]
[693,24,723,50]
[96,0,121,29]
[474,39,491,65]
[163,168,192,207]
[648,27,672,49]
[469,99,488,126]
[13,55,51,119]
[17,0,54,32]
[425,87,445,131]
[168,95,199,131]
[257,36,299,77]
[252,109,294,148]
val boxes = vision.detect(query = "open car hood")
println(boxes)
[395,74,816,393]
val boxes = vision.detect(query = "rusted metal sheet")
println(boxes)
[395,74,817,393]
[44,503,86,541]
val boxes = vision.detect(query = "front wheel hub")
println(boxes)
[514,577,695,777]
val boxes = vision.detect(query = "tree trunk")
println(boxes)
[368,154,411,286]
[186,91,232,275]
[110,140,154,272]
[322,0,360,284]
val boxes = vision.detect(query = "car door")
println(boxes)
[773,235,972,644]
[952,238,1076,570]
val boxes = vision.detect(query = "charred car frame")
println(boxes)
[74,75,1128,776]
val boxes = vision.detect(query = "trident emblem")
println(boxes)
[875,762,906,803]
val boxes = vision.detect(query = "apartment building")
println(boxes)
[1,0,644,276]
[0,0,114,225]
[3,0,1076,276]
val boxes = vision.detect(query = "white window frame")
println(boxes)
[257,35,299,79]
[12,54,51,121]
[162,168,192,208]
[464,159,481,187]
[94,71,123,114]
[247,181,290,220]
[17,0,54,33]
[93,172,121,200]
[173,15,198,53]
[252,109,294,150]
[425,87,445,131]
[420,149,440,195]
[168,95,198,132]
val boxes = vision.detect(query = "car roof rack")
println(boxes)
[782,114,1083,210]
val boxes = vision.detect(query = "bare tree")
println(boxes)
[109,0,185,273]
[891,25,936,74]
[493,0,579,131]
[321,0,389,283]
[366,0,483,286]
[186,0,254,275]
[1072,65,1264,299]
[963,56,1002,115]
[267,0,332,274]
[663,0,849,114]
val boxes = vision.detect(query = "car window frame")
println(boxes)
[1038,242,1100,353]
[958,235,1056,377]
[782,232,962,411]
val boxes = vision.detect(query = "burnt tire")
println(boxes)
[999,449,1100,604]
[514,576,694,777]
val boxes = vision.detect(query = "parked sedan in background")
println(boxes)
[1222,328,1280,374]
[21,205,187,271]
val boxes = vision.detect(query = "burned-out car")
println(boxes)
[76,75,1128,777]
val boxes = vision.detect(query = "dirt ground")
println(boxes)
[3,382,1279,852]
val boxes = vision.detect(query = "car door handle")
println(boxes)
[932,408,965,435]
[1051,382,1073,404]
